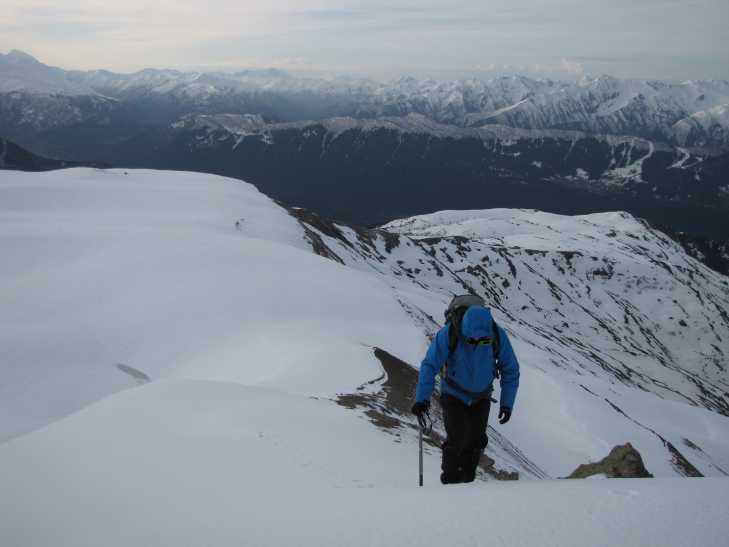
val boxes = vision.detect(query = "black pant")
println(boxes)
[440,393,491,484]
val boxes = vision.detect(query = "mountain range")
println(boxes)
[3,49,729,148]
[1,49,728,240]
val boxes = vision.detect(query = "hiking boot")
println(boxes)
[460,449,482,483]
[441,445,462,484]
[440,471,463,484]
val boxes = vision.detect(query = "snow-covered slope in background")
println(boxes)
[673,104,729,148]
[1,168,729,546]
[290,207,729,477]
[382,208,729,414]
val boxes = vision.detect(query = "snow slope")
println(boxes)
[673,104,729,148]
[1,377,728,547]
[0,168,425,442]
[1,168,729,546]
[292,207,729,477]
[382,209,729,412]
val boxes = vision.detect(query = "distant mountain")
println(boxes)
[0,137,103,171]
[0,50,97,95]
[2,50,729,148]
[672,104,729,148]
[463,76,729,149]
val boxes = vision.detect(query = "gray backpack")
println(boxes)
[444,294,501,377]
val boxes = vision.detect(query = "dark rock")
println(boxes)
[659,226,729,277]
[0,137,105,171]
[567,443,653,479]
[336,347,522,480]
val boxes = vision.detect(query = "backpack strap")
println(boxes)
[447,306,468,355]
[492,318,502,379]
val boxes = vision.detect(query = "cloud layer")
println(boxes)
[1,0,727,80]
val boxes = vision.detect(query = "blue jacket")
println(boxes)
[415,307,520,409]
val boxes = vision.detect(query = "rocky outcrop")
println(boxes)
[567,443,653,478]
[336,347,530,481]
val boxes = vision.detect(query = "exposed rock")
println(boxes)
[660,226,729,277]
[567,443,653,479]
[336,347,523,480]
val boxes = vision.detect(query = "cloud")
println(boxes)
[293,8,367,20]
[563,59,585,75]
[0,0,726,79]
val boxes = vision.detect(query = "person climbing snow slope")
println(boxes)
[412,295,520,484]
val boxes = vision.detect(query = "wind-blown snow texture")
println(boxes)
[1,168,728,546]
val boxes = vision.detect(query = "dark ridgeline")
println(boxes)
[0,137,105,171]
[102,120,729,240]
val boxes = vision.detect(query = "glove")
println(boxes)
[411,400,430,418]
[498,406,512,424]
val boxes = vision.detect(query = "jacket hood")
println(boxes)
[461,306,493,339]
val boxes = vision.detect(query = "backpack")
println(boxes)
[443,294,502,384]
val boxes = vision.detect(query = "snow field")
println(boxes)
[2,167,729,546]
[0,168,425,442]
[0,379,727,547]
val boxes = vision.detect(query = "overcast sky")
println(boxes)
[1,0,727,80]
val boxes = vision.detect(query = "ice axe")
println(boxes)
[417,411,432,487]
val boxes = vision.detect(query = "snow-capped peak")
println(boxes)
[4,50,42,65]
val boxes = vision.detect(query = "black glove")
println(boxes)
[411,400,430,418]
[498,406,512,424]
